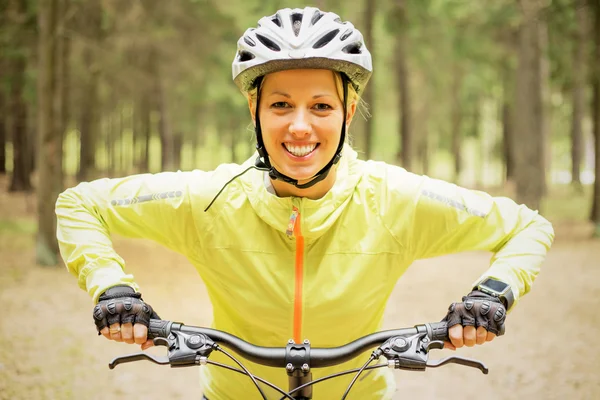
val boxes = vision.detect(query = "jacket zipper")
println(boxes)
[286,206,304,344]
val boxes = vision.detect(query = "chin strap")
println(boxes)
[204,74,349,212]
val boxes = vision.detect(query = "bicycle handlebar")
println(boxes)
[109,319,488,399]
[147,319,450,368]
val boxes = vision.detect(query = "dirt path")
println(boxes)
[1,187,599,399]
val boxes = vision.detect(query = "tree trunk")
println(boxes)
[76,0,101,182]
[450,67,464,183]
[77,80,98,181]
[158,83,174,171]
[362,0,376,159]
[8,65,31,192]
[472,102,483,188]
[154,57,174,171]
[571,3,586,189]
[107,112,115,176]
[132,101,141,172]
[591,0,600,231]
[420,125,429,176]
[393,0,413,170]
[513,0,545,211]
[8,0,32,191]
[140,95,151,173]
[539,17,550,196]
[28,104,36,173]
[0,87,7,174]
[502,62,516,183]
[173,132,183,170]
[54,0,67,187]
[8,46,32,191]
[36,0,62,266]
[119,107,124,174]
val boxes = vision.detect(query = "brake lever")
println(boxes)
[426,356,489,374]
[380,333,489,376]
[423,339,445,352]
[109,352,170,369]
[153,337,171,348]
[108,330,216,370]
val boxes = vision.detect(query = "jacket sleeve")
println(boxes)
[382,166,555,309]
[55,171,203,302]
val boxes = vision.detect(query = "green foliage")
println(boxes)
[0,0,592,192]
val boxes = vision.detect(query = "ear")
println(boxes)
[247,96,256,127]
[345,101,357,128]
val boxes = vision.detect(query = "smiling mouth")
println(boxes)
[283,143,320,157]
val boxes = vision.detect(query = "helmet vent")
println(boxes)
[256,34,281,51]
[271,14,282,27]
[243,36,256,46]
[291,13,303,36]
[340,29,353,41]
[313,29,340,49]
[311,10,324,26]
[238,50,255,62]
[342,42,362,54]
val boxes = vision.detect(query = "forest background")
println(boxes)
[1,0,599,399]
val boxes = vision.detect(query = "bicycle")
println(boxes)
[109,319,489,399]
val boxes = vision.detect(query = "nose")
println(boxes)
[289,109,311,138]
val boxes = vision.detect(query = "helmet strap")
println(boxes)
[254,74,348,190]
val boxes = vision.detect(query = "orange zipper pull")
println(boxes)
[286,206,300,237]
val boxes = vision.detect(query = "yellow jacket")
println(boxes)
[56,145,554,399]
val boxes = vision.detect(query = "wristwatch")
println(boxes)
[474,277,515,310]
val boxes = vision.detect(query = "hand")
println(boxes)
[93,285,159,350]
[445,325,496,350]
[99,322,155,350]
[442,290,507,350]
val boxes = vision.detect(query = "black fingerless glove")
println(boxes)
[442,290,507,336]
[92,285,160,334]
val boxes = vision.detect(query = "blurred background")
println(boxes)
[1,0,599,399]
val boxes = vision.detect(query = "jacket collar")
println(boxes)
[239,144,364,240]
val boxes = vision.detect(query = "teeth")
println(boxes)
[284,143,317,157]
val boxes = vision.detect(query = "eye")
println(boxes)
[313,103,333,111]
[271,102,290,109]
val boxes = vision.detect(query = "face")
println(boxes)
[250,69,355,183]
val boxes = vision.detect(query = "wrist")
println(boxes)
[99,285,137,301]
[472,277,514,310]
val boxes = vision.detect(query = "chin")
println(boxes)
[281,167,323,183]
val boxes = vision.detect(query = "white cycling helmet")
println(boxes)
[232,7,373,94]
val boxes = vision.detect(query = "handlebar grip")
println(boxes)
[148,319,171,339]
[429,321,449,342]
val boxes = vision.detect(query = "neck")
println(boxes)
[270,166,338,199]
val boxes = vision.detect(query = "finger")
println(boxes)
[463,325,476,347]
[443,341,456,350]
[141,339,154,351]
[109,323,123,342]
[121,323,134,344]
[100,327,110,340]
[476,326,487,345]
[133,323,148,345]
[486,332,497,342]
[448,324,464,348]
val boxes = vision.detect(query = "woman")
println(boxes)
[56,7,554,399]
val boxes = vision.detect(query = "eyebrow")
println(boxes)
[269,91,291,98]
[268,91,335,99]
